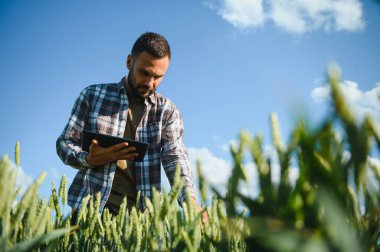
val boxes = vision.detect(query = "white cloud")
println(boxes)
[49,167,73,186]
[188,147,232,192]
[239,161,260,198]
[270,0,364,33]
[217,0,266,30]
[189,146,262,199]
[188,145,299,200]
[311,81,380,123]
[333,0,365,31]
[205,0,365,33]
[221,139,239,152]
[270,0,309,33]
[8,160,34,194]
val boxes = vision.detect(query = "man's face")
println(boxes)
[127,51,170,98]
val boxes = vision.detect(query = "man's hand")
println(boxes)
[191,197,209,225]
[85,139,138,167]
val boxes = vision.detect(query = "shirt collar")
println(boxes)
[118,77,156,105]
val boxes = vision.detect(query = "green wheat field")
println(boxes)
[1,66,379,251]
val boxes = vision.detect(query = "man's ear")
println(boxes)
[126,54,133,70]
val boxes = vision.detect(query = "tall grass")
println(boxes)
[0,65,379,251]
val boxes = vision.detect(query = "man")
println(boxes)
[56,32,206,222]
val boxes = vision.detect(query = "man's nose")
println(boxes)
[145,77,155,87]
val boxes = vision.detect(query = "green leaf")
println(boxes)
[8,227,70,252]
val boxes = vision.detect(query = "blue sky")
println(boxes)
[1,0,379,202]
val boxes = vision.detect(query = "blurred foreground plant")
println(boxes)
[214,65,380,251]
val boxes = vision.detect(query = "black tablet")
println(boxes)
[81,130,148,162]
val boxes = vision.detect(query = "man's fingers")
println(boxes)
[87,141,139,165]
[89,139,99,151]
[110,142,130,152]
[115,147,138,160]
[119,146,137,154]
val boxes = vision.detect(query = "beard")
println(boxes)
[127,70,156,98]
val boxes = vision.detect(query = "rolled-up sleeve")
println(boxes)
[161,106,197,204]
[56,87,94,170]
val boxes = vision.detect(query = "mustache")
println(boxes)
[138,84,150,90]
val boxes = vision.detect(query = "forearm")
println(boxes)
[56,133,93,170]
[161,106,198,204]
[162,150,197,204]
[56,87,93,170]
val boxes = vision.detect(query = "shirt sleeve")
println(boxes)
[160,106,197,205]
[56,87,94,170]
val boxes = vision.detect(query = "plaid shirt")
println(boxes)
[56,78,196,212]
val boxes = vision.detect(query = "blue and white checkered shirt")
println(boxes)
[56,78,196,212]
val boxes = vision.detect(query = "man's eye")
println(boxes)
[140,70,150,76]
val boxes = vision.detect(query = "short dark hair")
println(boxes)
[131,32,171,60]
